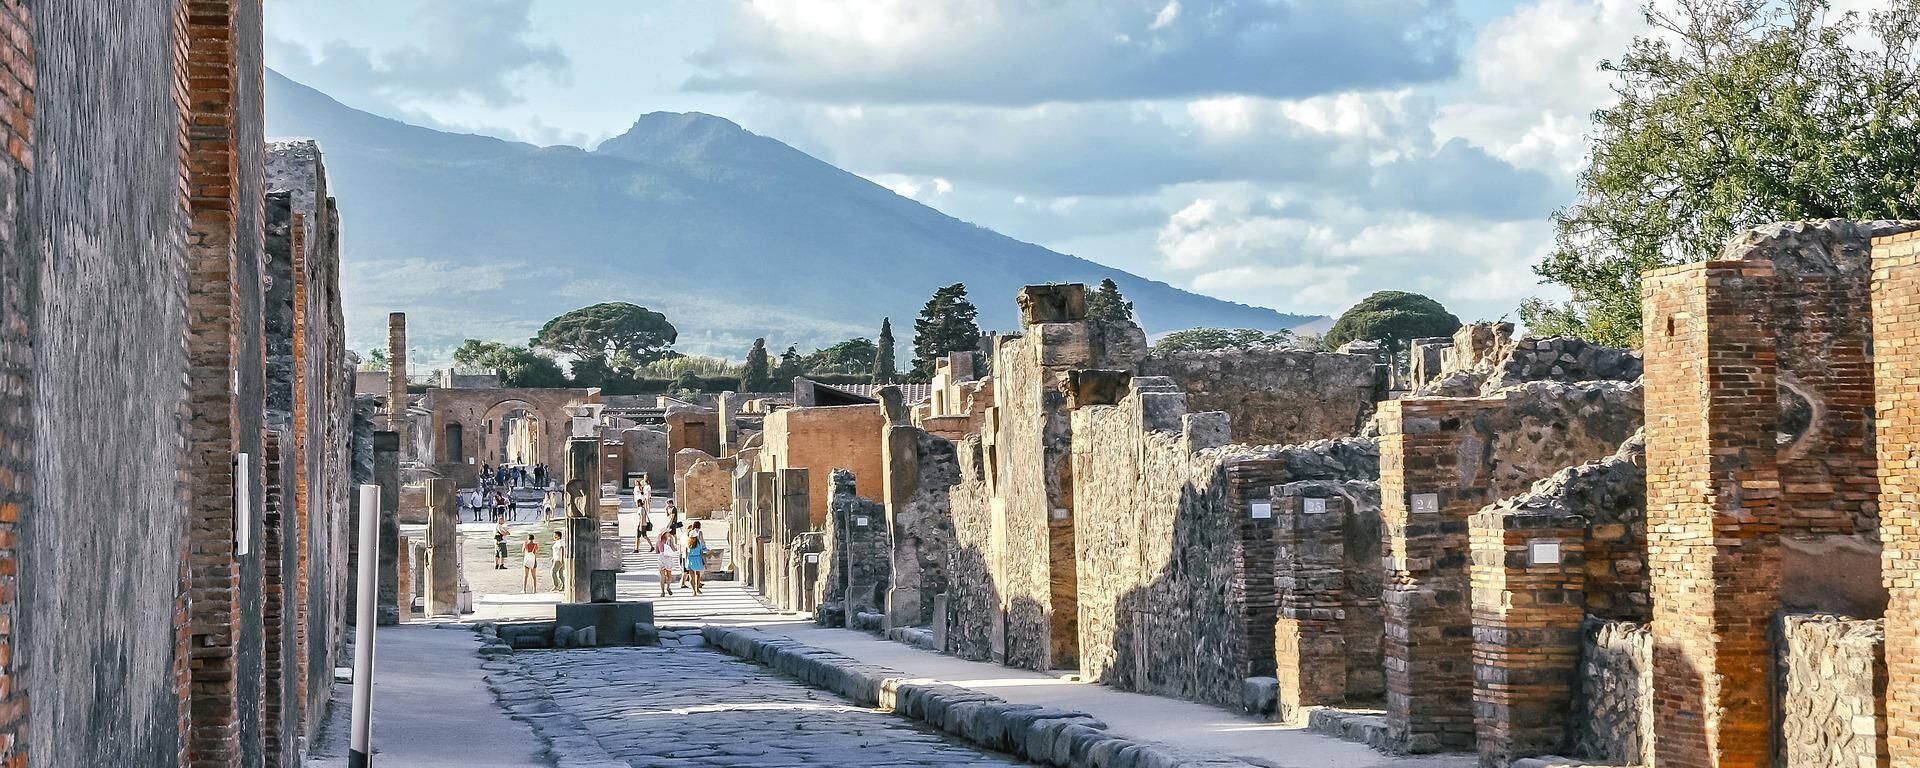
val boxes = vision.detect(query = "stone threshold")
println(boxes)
[702,625,1263,768]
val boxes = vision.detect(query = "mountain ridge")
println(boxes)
[263,70,1314,364]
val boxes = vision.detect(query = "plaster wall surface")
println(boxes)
[758,404,886,526]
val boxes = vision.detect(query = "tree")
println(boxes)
[911,283,982,380]
[532,302,678,374]
[741,338,774,392]
[361,348,387,371]
[1323,291,1461,357]
[1524,0,1920,346]
[773,345,804,383]
[804,337,877,375]
[1150,327,1297,354]
[872,318,898,385]
[1087,278,1134,324]
[450,339,569,388]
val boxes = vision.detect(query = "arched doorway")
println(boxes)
[480,399,545,468]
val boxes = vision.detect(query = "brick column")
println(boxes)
[1379,397,1501,753]
[1470,510,1586,767]
[0,3,32,763]
[1274,485,1351,723]
[286,211,309,734]
[1641,260,1781,768]
[1873,233,1920,768]
[385,312,405,434]
[260,431,289,761]
[183,1,245,762]
[424,478,459,616]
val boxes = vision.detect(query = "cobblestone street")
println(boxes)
[491,644,1027,767]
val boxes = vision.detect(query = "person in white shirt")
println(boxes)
[549,530,568,592]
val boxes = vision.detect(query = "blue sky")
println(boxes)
[265,0,1670,324]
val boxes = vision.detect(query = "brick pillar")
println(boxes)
[1380,398,1499,753]
[369,431,399,625]
[286,211,309,734]
[1641,260,1781,768]
[260,431,289,761]
[385,312,405,434]
[563,436,600,604]
[1470,510,1586,767]
[183,0,245,762]
[1873,233,1920,768]
[424,478,458,615]
[0,4,32,763]
[1274,485,1352,723]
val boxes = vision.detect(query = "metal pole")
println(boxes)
[350,483,380,767]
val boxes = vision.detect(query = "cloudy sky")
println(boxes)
[265,0,1676,324]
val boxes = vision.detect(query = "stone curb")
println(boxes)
[702,625,1262,768]
[475,645,628,768]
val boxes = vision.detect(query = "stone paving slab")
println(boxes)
[481,641,1030,767]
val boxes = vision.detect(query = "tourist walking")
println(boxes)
[656,532,679,597]
[685,528,707,596]
[550,531,568,592]
[638,516,654,553]
[493,531,507,570]
[521,534,539,593]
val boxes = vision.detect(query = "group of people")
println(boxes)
[639,501,709,597]
[492,523,569,594]
[479,461,547,490]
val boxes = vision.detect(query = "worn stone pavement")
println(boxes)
[490,644,1028,767]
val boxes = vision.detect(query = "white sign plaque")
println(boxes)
[1411,493,1440,515]
[1303,498,1328,515]
[1528,539,1562,566]
[1250,501,1272,519]
[1051,507,1070,521]
[805,553,820,564]
[855,516,870,527]
[234,453,251,556]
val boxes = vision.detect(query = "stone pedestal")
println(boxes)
[425,478,460,616]
[589,570,616,603]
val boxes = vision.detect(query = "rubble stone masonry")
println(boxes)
[1138,348,1374,445]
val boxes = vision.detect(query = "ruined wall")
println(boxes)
[818,470,889,623]
[1138,347,1374,445]
[22,3,190,765]
[678,452,733,518]
[622,426,669,486]
[1778,614,1887,768]
[1574,620,1654,767]
[422,387,597,473]
[882,423,958,629]
[1378,381,1642,753]
[1273,477,1384,722]
[1417,323,1643,397]
[1481,432,1648,621]
[945,434,1001,663]
[1071,379,1274,709]
[758,403,886,526]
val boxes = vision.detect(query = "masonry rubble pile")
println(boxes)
[657,224,1920,767]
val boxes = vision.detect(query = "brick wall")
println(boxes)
[1873,230,1920,768]
[757,404,886,527]
[1469,510,1586,767]
[0,3,26,763]
[1273,479,1384,721]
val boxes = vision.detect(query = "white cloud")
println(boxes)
[690,0,1462,104]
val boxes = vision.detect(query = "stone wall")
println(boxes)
[675,451,733,518]
[818,470,890,624]
[1481,432,1648,621]
[421,387,598,474]
[1573,619,1653,767]
[1416,323,1643,397]
[944,434,1000,663]
[621,426,669,487]
[1378,381,1642,753]
[881,420,959,629]
[1138,347,1374,445]
[757,403,886,526]
[1778,614,1886,768]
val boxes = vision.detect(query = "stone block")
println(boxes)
[1016,284,1087,325]
[555,602,654,647]
[1242,677,1279,717]
[589,570,616,603]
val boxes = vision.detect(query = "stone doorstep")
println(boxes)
[701,625,1263,768]
[1304,708,1397,754]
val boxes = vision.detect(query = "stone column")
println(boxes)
[1274,486,1352,723]
[1640,260,1781,768]
[564,436,602,604]
[424,478,459,616]
[776,468,809,611]
[394,536,413,622]
[753,471,777,597]
[385,311,406,435]
[882,420,923,628]
[373,430,400,625]
[1469,510,1587,767]
[1876,233,1920,768]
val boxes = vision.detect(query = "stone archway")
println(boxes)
[422,387,601,484]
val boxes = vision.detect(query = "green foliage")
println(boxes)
[911,283,982,380]
[1150,327,1298,354]
[872,318,898,385]
[450,339,569,388]
[1324,291,1461,351]
[361,348,387,371]
[1087,278,1134,324]
[774,345,804,383]
[803,337,877,375]
[629,355,743,379]
[742,338,774,392]
[531,302,678,373]
[1526,0,1920,346]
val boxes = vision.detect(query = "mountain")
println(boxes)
[263,70,1314,364]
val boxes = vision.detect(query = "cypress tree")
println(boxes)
[1087,278,1134,323]
[742,338,773,391]
[911,283,982,380]
[871,318,898,384]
